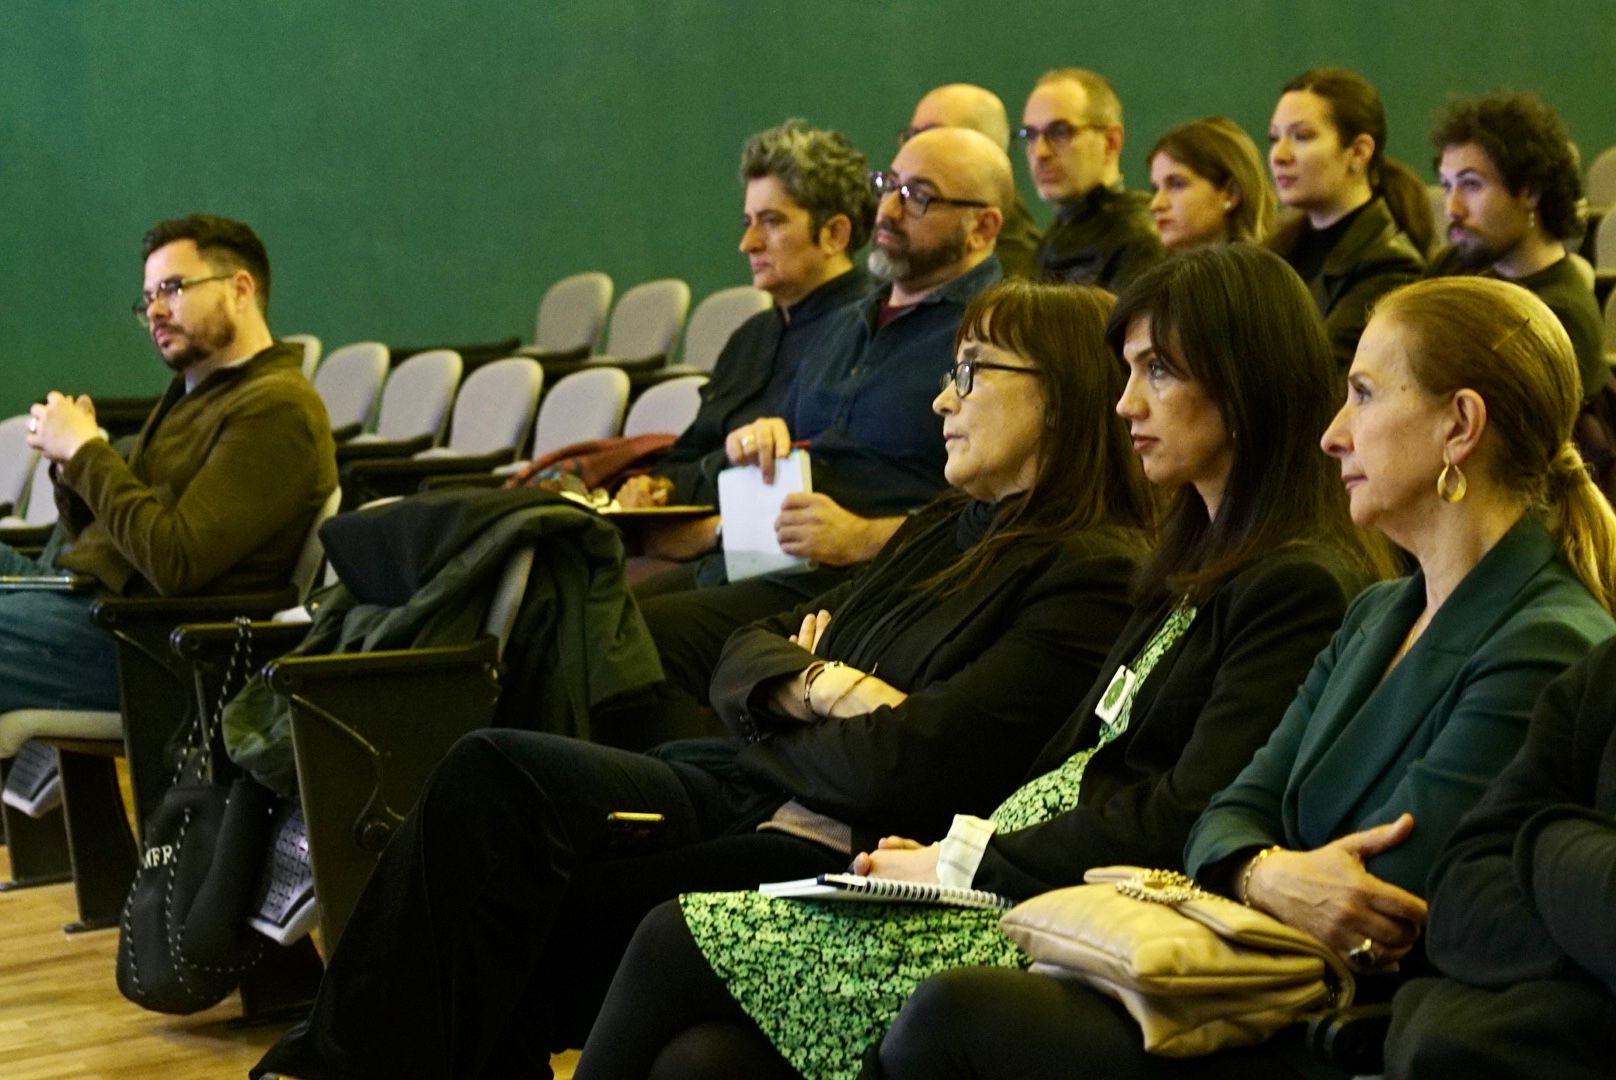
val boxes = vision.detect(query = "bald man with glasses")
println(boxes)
[2,213,334,813]
[901,83,1043,280]
[1020,67,1163,290]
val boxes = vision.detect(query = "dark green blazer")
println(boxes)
[1186,515,1615,895]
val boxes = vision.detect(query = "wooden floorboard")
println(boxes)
[0,845,289,1079]
[0,843,581,1079]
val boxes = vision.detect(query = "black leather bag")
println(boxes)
[115,618,277,1014]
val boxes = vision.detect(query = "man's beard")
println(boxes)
[1447,227,1508,271]
[867,217,970,286]
[154,304,237,373]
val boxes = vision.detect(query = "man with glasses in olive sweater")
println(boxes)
[2,214,334,811]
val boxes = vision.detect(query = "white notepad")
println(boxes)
[759,872,1013,911]
[718,450,813,581]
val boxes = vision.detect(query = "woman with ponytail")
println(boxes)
[855,275,1614,1079]
[1267,67,1429,366]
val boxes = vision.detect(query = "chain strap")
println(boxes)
[167,616,254,787]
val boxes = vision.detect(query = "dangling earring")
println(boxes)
[1222,200,1234,211]
[1436,446,1467,503]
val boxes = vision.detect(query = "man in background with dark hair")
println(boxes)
[1426,90,1605,401]
[1020,67,1162,290]
[2,213,336,809]
[617,119,876,513]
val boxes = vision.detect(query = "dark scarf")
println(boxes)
[816,497,999,670]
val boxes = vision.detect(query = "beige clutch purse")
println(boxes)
[998,866,1355,1057]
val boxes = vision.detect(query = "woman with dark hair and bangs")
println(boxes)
[255,280,1152,1080]
[573,245,1387,1080]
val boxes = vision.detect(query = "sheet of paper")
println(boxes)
[718,450,813,581]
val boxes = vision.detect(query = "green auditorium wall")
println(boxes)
[2,1,1613,414]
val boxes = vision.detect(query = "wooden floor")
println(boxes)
[0,846,580,1079]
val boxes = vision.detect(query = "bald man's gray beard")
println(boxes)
[867,218,971,286]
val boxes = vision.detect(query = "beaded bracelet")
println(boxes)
[1239,844,1283,906]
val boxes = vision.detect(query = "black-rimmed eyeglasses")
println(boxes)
[132,274,233,324]
[941,356,1042,398]
[870,171,990,217]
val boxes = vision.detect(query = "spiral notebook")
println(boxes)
[759,873,1013,911]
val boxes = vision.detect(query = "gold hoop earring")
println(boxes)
[1437,448,1467,503]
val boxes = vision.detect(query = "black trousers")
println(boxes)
[252,731,843,1080]
[575,900,803,1080]
[866,967,1339,1080]
[1386,975,1616,1079]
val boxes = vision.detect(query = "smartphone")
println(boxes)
[604,811,666,851]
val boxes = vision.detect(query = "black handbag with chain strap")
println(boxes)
[116,618,280,1014]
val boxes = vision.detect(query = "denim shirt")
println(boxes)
[780,256,1003,518]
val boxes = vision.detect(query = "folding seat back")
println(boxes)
[622,375,708,439]
[1587,145,1616,210]
[681,286,772,373]
[417,357,543,461]
[1597,213,1616,271]
[532,272,613,359]
[313,342,389,434]
[281,334,323,380]
[598,279,691,367]
[530,367,631,457]
[363,349,462,443]
[0,416,36,516]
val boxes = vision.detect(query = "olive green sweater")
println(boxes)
[54,341,337,596]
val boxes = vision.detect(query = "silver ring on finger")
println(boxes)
[27,417,38,434]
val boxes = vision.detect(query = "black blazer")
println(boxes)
[1307,197,1425,367]
[1422,636,1616,996]
[709,513,1143,843]
[972,543,1363,900]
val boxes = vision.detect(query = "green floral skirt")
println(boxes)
[681,890,1025,1080]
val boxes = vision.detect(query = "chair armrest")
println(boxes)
[1305,1003,1392,1074]
[331,421,365,442]
[532,357,594,384]
[420,473,507,491]
[336,433,435,462]
[628,364,705,391]
[343,451,518,499]
[515,344,591,364]
[593,353,666,374]
[92,588,299,627]
[170,620,312,663]
[278,636,503,947]
[0,523,57,549]
[267,637,500,690]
